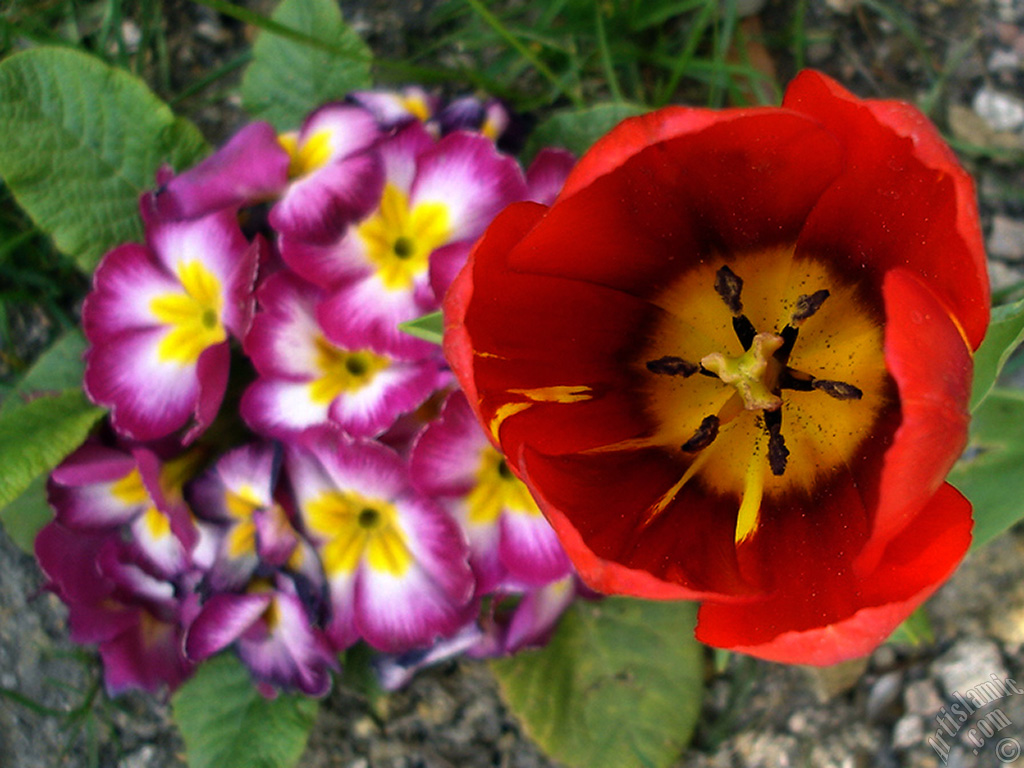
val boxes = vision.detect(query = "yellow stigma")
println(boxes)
[279,129,333,179]
[309,337,390,405]
[466,447,541,525]
[150,261,226,365]
[701,332,784,412]
[358,183,451,291]
[304,489,412,576]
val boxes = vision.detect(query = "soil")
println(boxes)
[5,0,1024,767]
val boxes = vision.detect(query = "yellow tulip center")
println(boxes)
[305,489,413,576]
[638,248,889,544]
[466,446,541,525]
[358,183,451,291]
[150,261,226,365]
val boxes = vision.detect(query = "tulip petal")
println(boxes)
[696,482,972,664]
[785,70,989,349]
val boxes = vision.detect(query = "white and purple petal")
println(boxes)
[47,444,147,530]
[151,122,290,220]
[409,132,527,243]
[185,591,274,661]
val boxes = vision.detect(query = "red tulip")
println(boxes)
[443,71,989,665]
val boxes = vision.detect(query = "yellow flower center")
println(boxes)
[466,446,541,525]
[637,248,889,544]
[111,468,149,506]
[150,261,226,365]
[279,130,332,180]
[304,489,413,576]
[309,336,390,405]
[224,484,263,559]
[358,183,451,291]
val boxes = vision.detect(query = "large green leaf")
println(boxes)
[949,388,1024,548]
[240,0,372,131]
[0,329,88,416]
[525,102,647,160]
[0,475,51,554]
[173,654,319,768]
[0,47,208,272]
[0,389,104,509]
[970,298,1024,411]
[491,597,703,768]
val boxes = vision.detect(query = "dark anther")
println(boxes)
[682,415,720,452]
[646,356,699,377]
[763,410,789,476]
[732,315,757,351]
[792,290,830,324]
[497,459,514,479]
[812,379,863,400]
[714,266,744,314]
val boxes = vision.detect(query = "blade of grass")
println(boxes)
[790,0,809,71]
[655,0,716,106]
[860,0,937,79]
[708,0,738,108]
[595,3,624,102]
[462,0,584,108]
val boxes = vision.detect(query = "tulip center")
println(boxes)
[640,248,889,544]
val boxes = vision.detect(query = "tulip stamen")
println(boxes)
[791,289,830,325]
[763,409,789,476]
[646,356,699,377]
[681,415,720,452]
[714,265,757,350]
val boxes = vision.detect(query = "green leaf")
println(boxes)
[491,597,703,768]
[0,329,88,416]
[886,605,934,646]
[970,298,1024,411]
[0,47,208,272]
[0,389,104,509]
[240,0,372,131]
[398,312,444,345]
[949,388,1024,548]
[0,475,51,554]
[173,654,319,768]
[525,103,647,161]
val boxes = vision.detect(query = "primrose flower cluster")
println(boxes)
[37,89,581,697]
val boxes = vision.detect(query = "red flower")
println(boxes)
[443,71,989,665]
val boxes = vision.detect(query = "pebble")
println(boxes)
[932,638,1008,698]
[866,671,904,723]
[988,215,1024,260]
[972,87,1024,132]
[904,679,944,716]
[892,715,924,749]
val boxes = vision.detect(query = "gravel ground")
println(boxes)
[6,0,1024,766]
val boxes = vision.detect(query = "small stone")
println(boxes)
[932,638,1008,698]
[988,215,1024,260]
[871,644,898,671]
[904,679,944,716]
[972,87,1024,132]
[352,715,379,739]
[825,0,861,13]
[866,671,904,723]
[787,711,808,734]
[892,714,924,749]
[989,260,1022,295]
[989,48,1021,73]
[118,745,155,768]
